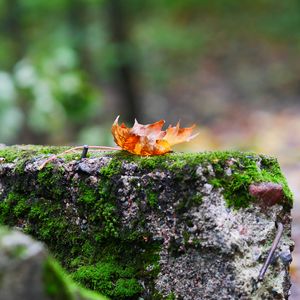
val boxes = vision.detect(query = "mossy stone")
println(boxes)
[0,146,293,299]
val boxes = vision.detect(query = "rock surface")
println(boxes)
[0,226,107,300]
[0,146,294,299]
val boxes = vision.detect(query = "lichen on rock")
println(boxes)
[0,145,294,299]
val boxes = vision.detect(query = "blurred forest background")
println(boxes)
[1,0,300,298]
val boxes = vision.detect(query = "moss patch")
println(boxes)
[72,262,141,298]
[146,191,159,208]
[43,257,108,300]
[103,151,293,209]
[0,147,293,210]
[208,154,293,209]
[0,145,68,163]
[125,151,291,207]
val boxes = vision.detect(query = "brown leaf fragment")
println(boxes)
[249,182,284,206]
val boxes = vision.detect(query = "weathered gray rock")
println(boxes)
[0,146,294,299]
[0,227,46,300]
[0,226,107,300]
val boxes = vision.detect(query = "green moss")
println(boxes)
[191,193,203,205]
[67,160,162,299]
[77,179,119,239]
[106,151,292,209]
[70,238,161,299]
[0,190,70,257]
[99,159,122,177]
[261,157,294,202]
[113,278,142,298]
[72,262,141,299]
[108,151,293,209]
[78,184,97,205]
[165,292,176,300]
[208,154,293,209]
[43,257,108,300]
[0,145,68,163]
[0,163,72,260]
[151,291,177,300]
[0,147,27,163]
[44,257,74,300]
[37,164,66,198]
[146,191,159,207]
[4,147,291,210]
[182,231,190,244]
[0,192,28,225]
[209,178,222,188]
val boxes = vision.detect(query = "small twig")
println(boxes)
[258,221,283,281]
[81,145,89,159]
[38,145,121,169]
[62,145,121,154]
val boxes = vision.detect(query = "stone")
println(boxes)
[249,182,284,207]
[0,227,46,300]
[0,146,294,299]
[0,226,107,300]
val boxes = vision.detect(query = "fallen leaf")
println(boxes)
[111,116,198,156]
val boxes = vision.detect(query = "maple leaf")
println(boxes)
[111,116,198,156]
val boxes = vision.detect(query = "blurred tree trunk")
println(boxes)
[106,0,141,123]
[2,0,23,66]
[68,0,142,123]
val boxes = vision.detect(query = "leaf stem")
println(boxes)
[38,145,121,169]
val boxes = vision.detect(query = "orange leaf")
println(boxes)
[111,116,198,156]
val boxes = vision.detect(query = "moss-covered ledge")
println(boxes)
[0,145,294,299]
